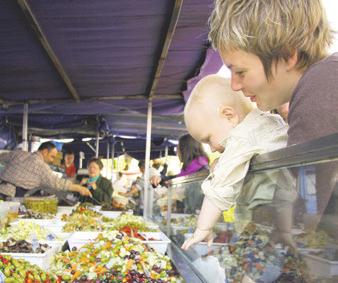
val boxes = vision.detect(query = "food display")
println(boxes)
[61,204,102,220]
[62,214,103,232]
[0,201,184,281]
[0,254,57,283]
[165,215,197,227]
[295,230,332,249]
[216,223,310,282]
[0,238,50,254]
[23,196,58,215]
[102,214,157,232]
[50,233,181,283]
[1,221,58,241]
[19,208,55,219]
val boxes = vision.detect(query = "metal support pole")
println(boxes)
[95,132,100,158]
[164,145,169,159]
[22,103,28,151]
[111,142,115,181]
[106,142,110,178]
[143,98,153,220]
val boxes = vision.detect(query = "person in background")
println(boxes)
[80,158,113,205]
[61,149,77,179]
[151,134,209,213]
[208,0,338,221]
[0,142,91,199]
[151,134,209,186]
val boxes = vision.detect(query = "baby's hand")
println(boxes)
[150,175,162,187]
[181,228,213,250]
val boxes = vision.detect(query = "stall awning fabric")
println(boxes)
[0,0,223,138]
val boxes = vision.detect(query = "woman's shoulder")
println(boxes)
[98,176,112,185]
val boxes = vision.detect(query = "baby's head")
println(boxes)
[184,75,253,152]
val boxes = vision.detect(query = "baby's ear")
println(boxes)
[219,105,239,126]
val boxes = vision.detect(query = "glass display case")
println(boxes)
[150,133,338,283]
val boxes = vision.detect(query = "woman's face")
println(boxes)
[88,162,101,177]
[65,153,74,165]
[220,49,296,111]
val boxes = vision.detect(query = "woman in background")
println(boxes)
[151,134,209,213]
[80,158,113,205]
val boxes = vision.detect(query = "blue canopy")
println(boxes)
[0,0,223,140]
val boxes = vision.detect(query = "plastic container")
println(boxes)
[55,205,77,219]
[5,202,20,222]
[0,203,9,229]
[12,219,66,230]
[0,241,60,270]
[67,231,170,254]
[67,232,100,250]
[301,252,338,278]
[140,232,171,254]
[100,210,133,219]
[23,196,58,215]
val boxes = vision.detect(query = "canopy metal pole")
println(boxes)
[111,142,115,181]
[165,145,169,158]
[106,142,110,178]
[95,132,100,158]
[143,99,153,220]
[22,103,28,151]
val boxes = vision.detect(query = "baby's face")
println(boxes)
[185,104,233,153]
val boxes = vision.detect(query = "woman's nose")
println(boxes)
[231,75,243,91]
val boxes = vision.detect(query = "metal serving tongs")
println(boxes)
[89,195,101,205]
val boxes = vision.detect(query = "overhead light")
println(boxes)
[116,135,138,139]
[168,139,179,145]
[40,138,74,143]
[82,137,92,142]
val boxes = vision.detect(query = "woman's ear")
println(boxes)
[219,105,239,126]
[286,50,298,71]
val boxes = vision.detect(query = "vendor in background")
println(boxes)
[0,142,91,200]
[61,149,77,179]
[80,158,113,205]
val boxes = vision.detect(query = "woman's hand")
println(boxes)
[78,186,92,197]
[88,182,97,190]
[70,184,92,197]
[80,178,88,185]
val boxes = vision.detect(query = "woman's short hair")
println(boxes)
[209,0,333,79]
[88,158,103,170]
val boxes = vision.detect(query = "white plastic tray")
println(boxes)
[301,252,338,278]
[67,231,170,254]
[67,232,100,250]
[12,218,66,230]
[0,241,61,270]
[141,232,171,254]
[55,205,78,219]
[100,210,133,219]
